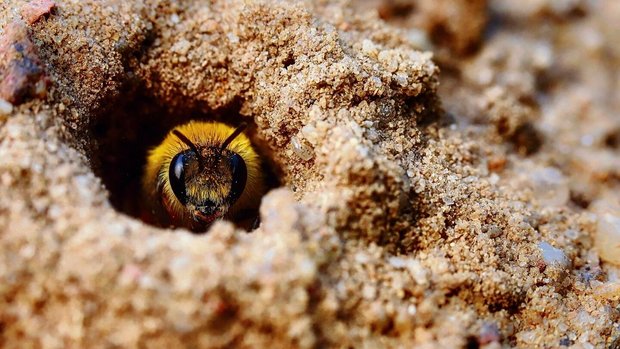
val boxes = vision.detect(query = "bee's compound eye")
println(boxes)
[169,153,188,205]
[228,153,247,204]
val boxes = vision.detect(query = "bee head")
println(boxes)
[168,125,248,225]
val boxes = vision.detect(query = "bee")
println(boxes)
[142,121,265,232]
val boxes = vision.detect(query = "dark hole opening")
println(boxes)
[604,128,620,150]
[89,84,280,232]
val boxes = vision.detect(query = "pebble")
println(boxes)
[171,39,191,55]
[487,224,502,238]
[300,124,318,144]
[227,33,239,44]
[595,213,620,265]
[405,28,431,50]
[406,259,428,285]
[20,0,56,25]
[361,39,378,57]
[0,99,14,117]
[538,241,569,267]
[291,136,314,161]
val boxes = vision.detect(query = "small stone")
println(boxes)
[300,124,318,144]
[34,79,48,98]
[291,136,314,161]
[595,213,620,265]
[0,99,13,116]
[487,155,507,172]
[442,195,455,206]
[0,21,48,104]
[21,0,56,25]
[538,241,569,268]
[486,224,502,238]
[405,28,432,50]
[378,50,399,72]
[406,259,428,285]
[361,39,378,57]
[171,39,191,55]
[227,33,239,44]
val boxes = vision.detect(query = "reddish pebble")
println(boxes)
[0,21,49,104]
[21,0,56,25]
[487,155,507,173]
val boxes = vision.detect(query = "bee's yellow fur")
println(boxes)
[142,121,265,231]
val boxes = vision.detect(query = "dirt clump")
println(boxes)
[0,0,618,348]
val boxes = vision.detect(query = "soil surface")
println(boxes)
[0,0,619,348]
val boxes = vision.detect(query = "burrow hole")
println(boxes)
[89,86,281,231]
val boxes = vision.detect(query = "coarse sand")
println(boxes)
[0,0,619,348]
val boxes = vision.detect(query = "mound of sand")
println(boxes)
[0,0,618,347]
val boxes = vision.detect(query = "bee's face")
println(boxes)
[143,122,264,232]
[168,147,247,225]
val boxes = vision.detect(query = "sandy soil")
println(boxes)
[0,0,619,348]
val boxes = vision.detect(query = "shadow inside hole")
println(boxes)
[90,87,280,231]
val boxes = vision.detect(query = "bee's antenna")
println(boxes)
[220,123,247,153]
[173,130,204,167]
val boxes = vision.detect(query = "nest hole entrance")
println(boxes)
[89,88,280,231]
